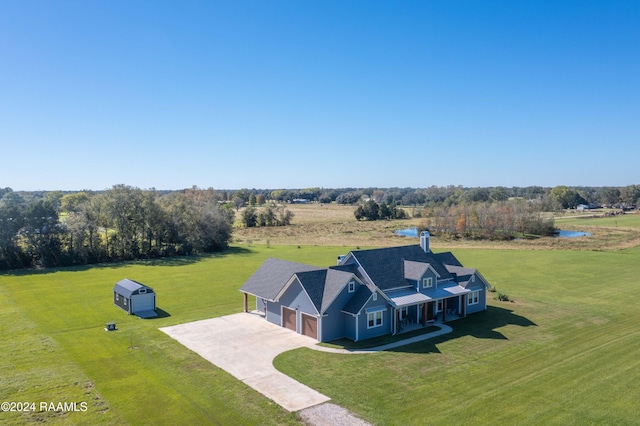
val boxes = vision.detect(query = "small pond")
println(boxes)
[395,227,419,237]
[556,230,592,238]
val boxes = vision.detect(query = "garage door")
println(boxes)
[301,314,318,339]
[132,294,155,313]
[282,307,297,332]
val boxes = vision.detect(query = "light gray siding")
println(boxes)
[356,296,390,341]
[264,279,317,331]
[279,280,317,317]
[319,280,360,342]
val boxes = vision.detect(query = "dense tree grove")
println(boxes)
[241,205,294,227]
[423,201,557,239]
[0,186,233,270]
[354,200,407,221]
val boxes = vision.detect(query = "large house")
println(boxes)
[239,232,490,342]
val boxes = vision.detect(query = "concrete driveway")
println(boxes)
[160,312,330,412]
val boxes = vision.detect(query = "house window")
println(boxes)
[471,275,475,283]
[372,293,377,301]
[348,281,355,293]
[139,288,146,294]
[124,298,127,306]
[468,291,480,305]
[435,300,443,312]
[367,311,383,328]
[422,277,433,288]
[115,294,119,301]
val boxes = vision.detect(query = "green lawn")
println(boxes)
[556,211,640,228]
[276,247,640,425]
[0,245,346,425]
[2,244,640,424]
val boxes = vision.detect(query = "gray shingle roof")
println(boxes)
[403,260,431,281]
[239,258,321,300]
[296,268,355,313]
[342,285,373,315]
[350,245,456,290]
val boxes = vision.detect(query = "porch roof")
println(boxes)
[386,285,470,307]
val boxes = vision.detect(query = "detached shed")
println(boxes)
[114,279,157,318]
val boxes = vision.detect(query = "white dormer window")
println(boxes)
[348,281,355,293]
[422,277,433,289]
[372,293,377,301]
[471,275,475,283]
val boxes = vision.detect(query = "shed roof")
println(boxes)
[114,278,153,298]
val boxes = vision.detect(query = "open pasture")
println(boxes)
[2,217,640,424]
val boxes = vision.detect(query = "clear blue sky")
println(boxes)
[1,1,638,191]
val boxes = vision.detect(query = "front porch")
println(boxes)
[393,297,467,335]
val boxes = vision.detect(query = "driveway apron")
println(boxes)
[160,312,330,412]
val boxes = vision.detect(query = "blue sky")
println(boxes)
[1,1,638,191]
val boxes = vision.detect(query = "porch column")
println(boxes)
[442,299,447,322]
[243,292,248,313]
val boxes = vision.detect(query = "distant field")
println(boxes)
[2,206,640,424]
[235,204,640,251]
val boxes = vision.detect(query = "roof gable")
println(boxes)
[403,260,440,281]
[293,268,357,314]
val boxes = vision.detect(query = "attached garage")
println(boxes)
[114,278,157,318]
[282,307,297,331]
[301,313,318,339]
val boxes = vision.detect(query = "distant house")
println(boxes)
[113,279,157,318]
[239,232,490,342]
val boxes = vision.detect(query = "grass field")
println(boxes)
[2,206,640,424]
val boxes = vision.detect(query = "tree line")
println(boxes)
[218,184,640,210]
[0,185,234,270]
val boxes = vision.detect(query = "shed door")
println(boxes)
[282,307,297,332]
[301,314,318,339]
[132,294,155,313]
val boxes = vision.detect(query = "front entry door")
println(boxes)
[426,301,434,321]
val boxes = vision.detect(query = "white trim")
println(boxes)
[468,290,480,305]
[422,277,433,289]
[367,310,384,329]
